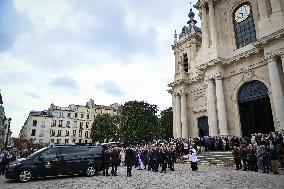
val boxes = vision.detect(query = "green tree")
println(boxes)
[159,107,173,140]
[90,114,119,143]
[119,101,159,143]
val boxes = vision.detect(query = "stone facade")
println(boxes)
[168,0,284,138]
[19,99,120,145]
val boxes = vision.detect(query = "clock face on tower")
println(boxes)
[234,4,251,23]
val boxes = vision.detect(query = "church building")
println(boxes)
[168,0,284,138]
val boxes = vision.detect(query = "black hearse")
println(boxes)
[5,145,103,182]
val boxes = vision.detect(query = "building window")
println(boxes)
[74,121,77,128]
[87,114,90,119]
[79,130,82,137]
[41,121,45,127]
[39,130,44,137]
[75,113,78,118]
[65,139,69,144]
[73,130,76,137]
[31,129,36,136]
[33,120,37,127]
[67,113,71,118]
[85,131,89,138]
[86,122,89,129]
[65,130,69,136]
[57,130,62,137]
[80,122,83,129]
[79,139,82,143]
[51,139,54,143]
[66,121,70,127]
[233,3,256,49]
[81,114,84,118]
[58,120,63,127]
[51,130,56,136]
[52,120,56,127]
[182,53,189,72]
[72,139,76,143]
[57,139,61,144]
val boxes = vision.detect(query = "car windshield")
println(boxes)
[27,147,49,158]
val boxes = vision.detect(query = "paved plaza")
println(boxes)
[1,164,284,189]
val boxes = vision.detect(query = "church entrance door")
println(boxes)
[198,116,209,137]
[238,80,274,137]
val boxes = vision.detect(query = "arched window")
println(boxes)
[182,53,189,72]
[233,3,256,49]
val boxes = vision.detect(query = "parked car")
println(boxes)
[5,145,104,182]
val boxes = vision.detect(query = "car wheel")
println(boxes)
[86,166,96,177]
[18,169,33,182]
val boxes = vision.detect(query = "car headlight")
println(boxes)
[8,162,22,170]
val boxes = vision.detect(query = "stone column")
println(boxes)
[207,79,218,136]
[172,94,176,138]
[267,57,284,130]
[208,0,217,47]
[281,54,284,76]
[258,0,270,19]
[270,0,282,14]
[175,94,182,138]
[215,77,229,136]
[201,3,209,49]
[181,93,188,138]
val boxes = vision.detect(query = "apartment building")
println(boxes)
[19,99,120,145]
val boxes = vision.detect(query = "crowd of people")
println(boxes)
[1,131,283,177]
[100,131,284,176]
[101,143,198,177]
[231,132,284,174]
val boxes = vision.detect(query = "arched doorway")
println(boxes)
[238,80,274,137]
[198,116,209,137]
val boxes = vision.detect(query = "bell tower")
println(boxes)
[169,7,202,139]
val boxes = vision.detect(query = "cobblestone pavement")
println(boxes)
[1,164,284,189]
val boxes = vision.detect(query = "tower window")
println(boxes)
[233,3,256,49]
[183,53,189,72]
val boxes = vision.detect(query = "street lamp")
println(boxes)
[5,118,11,147]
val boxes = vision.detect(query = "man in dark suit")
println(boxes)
[168,146,176,171]
[125,145,135,177]
[160,147,168,173]
[111,147,120,176]
[103,147,111,176]
[152,147,160,172]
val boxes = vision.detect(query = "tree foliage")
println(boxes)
[119,101,159,143]
[90,114,119,143]
[159,107,173,140]
[14,138,41,150]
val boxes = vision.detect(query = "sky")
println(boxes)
[0,0,200,137]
